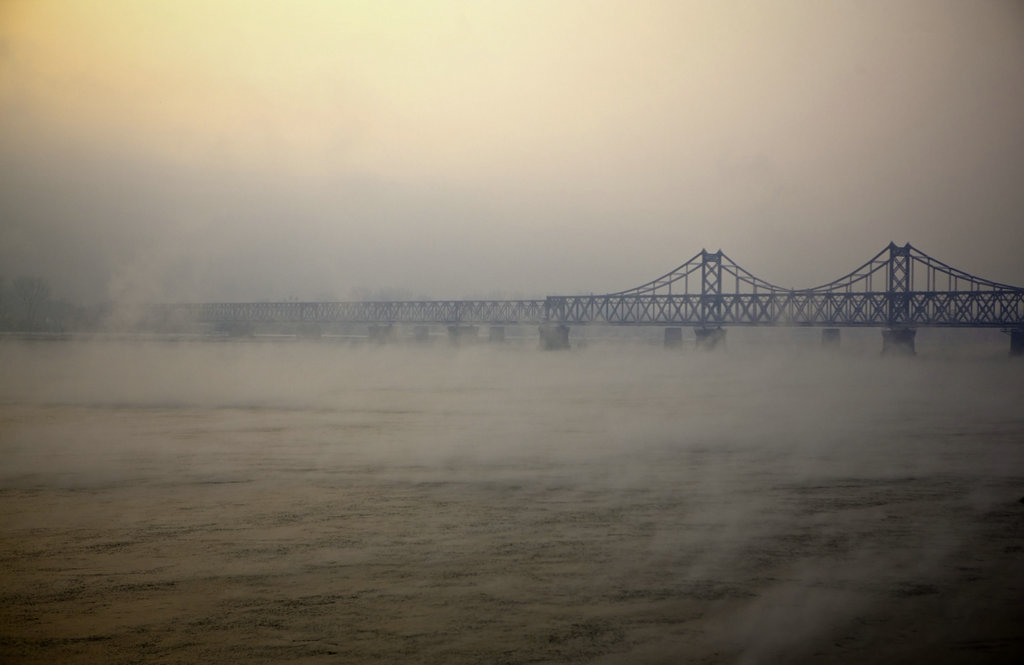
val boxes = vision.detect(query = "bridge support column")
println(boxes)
[296,323,322,339]
[489,326,505,343]
[693,327,725,351]
[539,324,570,350]
[664,327,683,348]
[881,328,916,356]
[217,322,255,338]
[413,325,430,343]
[447,325,478,345]
[821,328,840,350]
[368,324,395,344]
[1010,329,1024,357]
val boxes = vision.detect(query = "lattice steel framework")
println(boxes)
[147,243,1024,329]
[544,243,1024,327]
[146,299,547,327]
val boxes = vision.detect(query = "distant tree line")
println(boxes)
[0,276,107,333]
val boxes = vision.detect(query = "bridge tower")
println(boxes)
[695,250,726,349]
[883,242,916,355]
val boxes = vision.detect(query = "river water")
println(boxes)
[1,336,1022,664]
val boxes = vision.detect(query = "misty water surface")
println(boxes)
[1,338,1022,663]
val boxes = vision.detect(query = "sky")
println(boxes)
[1,0,1023,304]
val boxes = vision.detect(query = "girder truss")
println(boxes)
[547,243,1024,327]
[147,243,1024,329]
[146,299,547,326]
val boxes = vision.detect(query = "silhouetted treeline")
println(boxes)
[0,276,109,332]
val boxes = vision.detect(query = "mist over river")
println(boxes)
[2,336,1022,664]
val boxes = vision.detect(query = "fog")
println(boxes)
[2,1,1024,304]
[2,338,1023,662]
[2,1,1024,662]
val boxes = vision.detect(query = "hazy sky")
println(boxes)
[2,0,1023,303]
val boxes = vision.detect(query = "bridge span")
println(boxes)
[148,243,1024,355]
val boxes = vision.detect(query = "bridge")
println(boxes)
[148,243,1024,355]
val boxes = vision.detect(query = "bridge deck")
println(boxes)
[146,244,1024,329]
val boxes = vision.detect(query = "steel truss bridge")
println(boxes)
[547,242,1024,328]
[153,299,547,327]
[149,243,1024,330]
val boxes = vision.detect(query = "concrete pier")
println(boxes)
[413,325,430,343]
[296,323,322,339]
[693,327,726,351]
[447,325,479,345]
[216,322,255,337]
[1010,329,1024,357]
[881,328,916,356]
[368,324,396,344]
[664,327,683,348]
[539,324,570,350]
[821,328,840,349]
[488,326,505,343]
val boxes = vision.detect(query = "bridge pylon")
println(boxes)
[886,242,913,328]
[699,249,723,326]
[882,242,917,356]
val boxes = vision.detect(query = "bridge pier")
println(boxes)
[821,328,840,350]
[664,327,683,348]
[368,324,396,344]
[296,323,322,339]
[539,324,570,350]
[1010,329,1024,357]
[693,327,726,351]
[217,321,255,337]
[881,328,916,356]
[447,325,479,345]
[413,325,430,343]
[488,326,505,343]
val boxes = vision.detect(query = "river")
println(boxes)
[1,336,1022,663]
